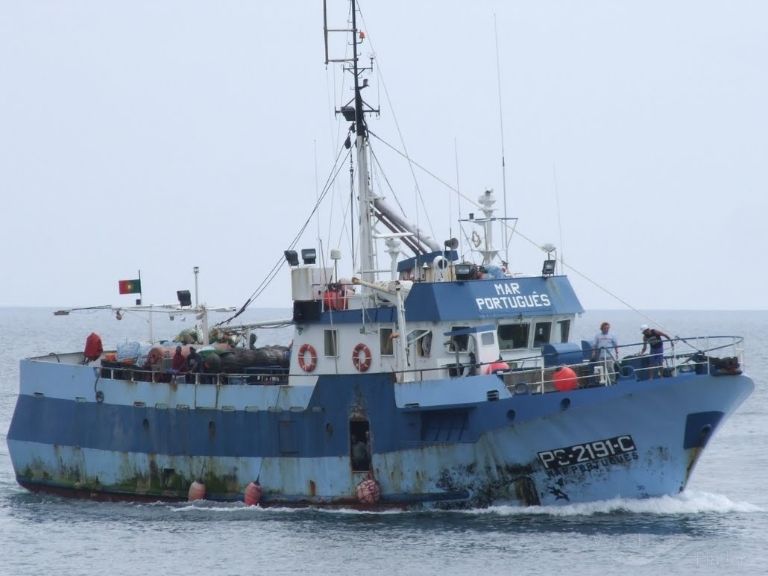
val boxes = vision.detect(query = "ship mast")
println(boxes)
[350,1,374,286]
[324,0,378,292]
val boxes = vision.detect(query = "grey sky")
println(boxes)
[1,1,765,311]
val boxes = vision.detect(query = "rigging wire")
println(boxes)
[368,129,669,321]
[224,2,674,334]
[369,147,408,218]
[356,4,438,247]
[218,142,352,326]
[370,130,479,208]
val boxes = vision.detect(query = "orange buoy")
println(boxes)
[187,480,206,501]
[356,476,381,505]
[553,366,579,391]
[484,361,509,375]
[244,481,262,506]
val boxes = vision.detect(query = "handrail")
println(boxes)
[31,335,745,389]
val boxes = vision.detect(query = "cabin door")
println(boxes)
[349,419,371,472]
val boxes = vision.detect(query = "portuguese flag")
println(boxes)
[118,279,142,295]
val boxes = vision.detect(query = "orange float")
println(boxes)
[553,366,579,391]
[187,480,206,501]
[244,481,262,506]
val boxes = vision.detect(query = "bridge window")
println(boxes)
[480,332,495,346]
[533,322,552,348]
[558,319,571,343]
[448,326,469,351]
[498,324,529,350]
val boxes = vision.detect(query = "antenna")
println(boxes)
[494,14,510,265]
[552,163,565,270]
[454,139,463,259]
[323,0,329,64]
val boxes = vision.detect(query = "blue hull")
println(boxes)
[6,357,753,507]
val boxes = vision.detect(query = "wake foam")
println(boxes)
[166,490,760,516]
[475,490,761,517]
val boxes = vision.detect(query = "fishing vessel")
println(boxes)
[6,1,753,508]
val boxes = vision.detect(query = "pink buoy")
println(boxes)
[553,366,578,391]
[356,476,381,505]
[244,481,262,506]
[187,480,206,501]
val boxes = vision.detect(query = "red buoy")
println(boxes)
[187,480,206,501]
[356,476,381,505]
[553,366,578,391]
[83,332,104,363]
[244,481,262,506]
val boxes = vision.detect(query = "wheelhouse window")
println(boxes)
[447,326,469,352]
[497,324,530,350]
[533,322,552,348]
[324,329,337,357]
[558,319,571,343]
[480,332,495,346]
[380,327,394,356]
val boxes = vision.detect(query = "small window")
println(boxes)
[419,331,432,357]
[480,332,495,346]
[324,329,337,357]
[408,329,433,357]
[498,324,530,350]
[533,322,551,348]
[558,319,570,343]
[448,326,469,351]
[380,327,394,356]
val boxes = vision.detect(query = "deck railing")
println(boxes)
[31,335,744,393]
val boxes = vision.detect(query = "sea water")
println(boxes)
[0,308,766,575]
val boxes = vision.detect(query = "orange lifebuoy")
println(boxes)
[298,343,318,372]
[352,343,372,373]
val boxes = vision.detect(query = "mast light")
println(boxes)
[341,106,356,121]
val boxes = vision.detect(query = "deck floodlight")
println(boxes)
[301,248,317,265]
[542,259,556,276]
[177,290,192,307]
[455,263,473,280]
[341,105,356,121]
[284,250,300,267]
